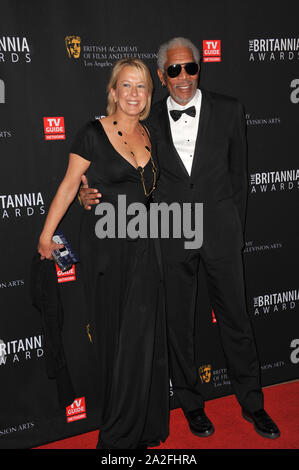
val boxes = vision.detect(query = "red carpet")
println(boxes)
[35,381,299,449]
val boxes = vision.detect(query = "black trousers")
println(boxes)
[161,243,264,415]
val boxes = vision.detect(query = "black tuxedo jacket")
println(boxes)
[147,88,248,260]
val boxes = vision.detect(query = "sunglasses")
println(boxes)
[166,62,199,78]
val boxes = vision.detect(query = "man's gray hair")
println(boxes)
[157,37,200,71]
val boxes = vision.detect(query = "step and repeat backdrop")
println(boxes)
[0,0,298,448]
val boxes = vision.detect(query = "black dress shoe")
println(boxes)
[184,408,215,437]
[242,408,280,439]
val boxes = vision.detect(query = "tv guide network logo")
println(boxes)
[43,117,65,140]
[55,263,76,283]
[203,40,221,62]
[66,397,86,423]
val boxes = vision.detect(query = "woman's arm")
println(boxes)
[38,153,90,259]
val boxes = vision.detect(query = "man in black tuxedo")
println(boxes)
[80,37,280,440]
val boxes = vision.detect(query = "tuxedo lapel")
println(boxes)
[158,99,190,178]
[190,89,212,176]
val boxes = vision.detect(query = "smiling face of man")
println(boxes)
[158,46,200,105]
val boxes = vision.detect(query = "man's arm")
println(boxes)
[228,100,248,232]
[79,174,102,210]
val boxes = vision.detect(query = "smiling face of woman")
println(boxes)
[110,66,149,118]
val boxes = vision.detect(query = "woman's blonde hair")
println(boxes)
[106,58,153,121]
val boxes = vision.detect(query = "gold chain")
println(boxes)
[113,120,157,197]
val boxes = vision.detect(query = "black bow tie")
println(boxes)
[170,106,196,121]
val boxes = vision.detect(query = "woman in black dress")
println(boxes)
[38,59,169,449]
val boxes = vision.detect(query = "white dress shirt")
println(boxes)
[167,89,202,175]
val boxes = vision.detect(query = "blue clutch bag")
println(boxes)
[52,230,79,272]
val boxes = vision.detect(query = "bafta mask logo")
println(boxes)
[65,35,81,59]
[86,323,92,343]
[199,364,212,384]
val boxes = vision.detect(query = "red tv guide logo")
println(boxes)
[66,397,86,423]
[43,116,65,140]
[55,263,76,283]
[203,40,221,62]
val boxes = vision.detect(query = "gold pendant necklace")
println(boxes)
[113,120,157,197]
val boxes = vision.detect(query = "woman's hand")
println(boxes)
[38,236,64,261]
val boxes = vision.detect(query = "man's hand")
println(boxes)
[79,174,102,210]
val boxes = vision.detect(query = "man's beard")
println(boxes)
[172,82,197,104]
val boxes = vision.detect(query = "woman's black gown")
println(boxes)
[70,120,169,449]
